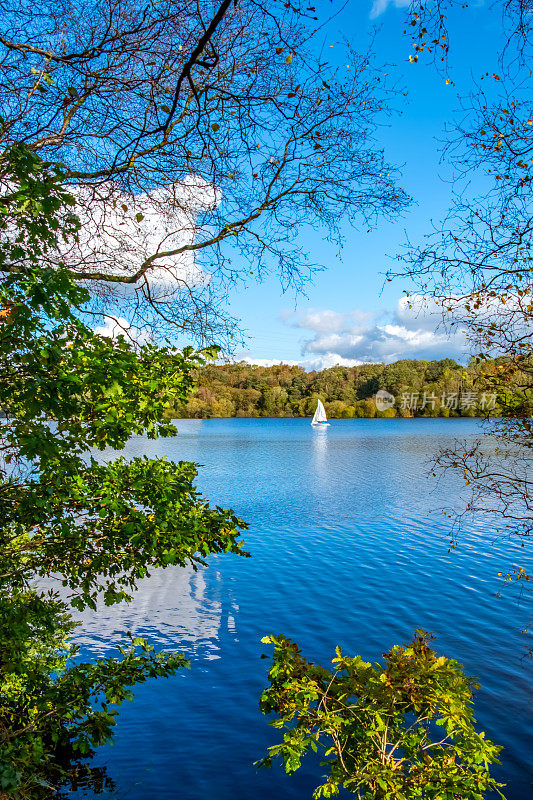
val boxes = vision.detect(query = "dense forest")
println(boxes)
[173,357,532,419]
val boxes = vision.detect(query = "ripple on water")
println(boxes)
[69,419,532,800]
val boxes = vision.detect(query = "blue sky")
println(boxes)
[225,0,503,368]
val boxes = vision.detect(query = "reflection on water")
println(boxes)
[171,419,204,436]
[57,763,115,799]
[68,419,532,800]
[72,567,229,661]
[311,424,328,481]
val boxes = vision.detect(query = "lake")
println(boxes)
[69,418,532,800]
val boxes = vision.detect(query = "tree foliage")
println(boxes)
[0,146,247,796]
[258,631,504,800]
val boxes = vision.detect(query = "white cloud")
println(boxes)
[395,295,448,331]
[294,309,346,334]
[295,308,374,333]
[60,177,217,292]
[284,296,468,365]
[239,357,302,368]
[301,354,365,370]
[93,315,150,346]
[242,291,530,371]
[369,0,410,20]
[236,354,365,371]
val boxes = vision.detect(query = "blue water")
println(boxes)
[69,419,532,800]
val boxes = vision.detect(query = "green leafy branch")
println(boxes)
[258,631,505,800]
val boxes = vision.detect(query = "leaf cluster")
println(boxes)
[0,588,188,797]
[0,145,248,795]
[258,631,505,800]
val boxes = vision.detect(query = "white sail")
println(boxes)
[312,399,328,425]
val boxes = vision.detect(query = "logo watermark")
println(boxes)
[375,389,395,411]
[374,390,498,412]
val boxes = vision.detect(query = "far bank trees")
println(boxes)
[171,357,527,419]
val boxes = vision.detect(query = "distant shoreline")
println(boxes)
[170,360,529,420]
[171,413,497,420]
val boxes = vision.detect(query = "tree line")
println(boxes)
[172,357,533,419]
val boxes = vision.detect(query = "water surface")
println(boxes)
[70,419,532,799]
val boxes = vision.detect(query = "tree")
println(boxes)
[0,146,248,796]
[258,630,504,800]
[0,0,408,342]
[390,1,533,596]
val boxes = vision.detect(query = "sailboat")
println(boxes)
[311,398,330,427]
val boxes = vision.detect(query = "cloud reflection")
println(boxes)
[70,566,224,661]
